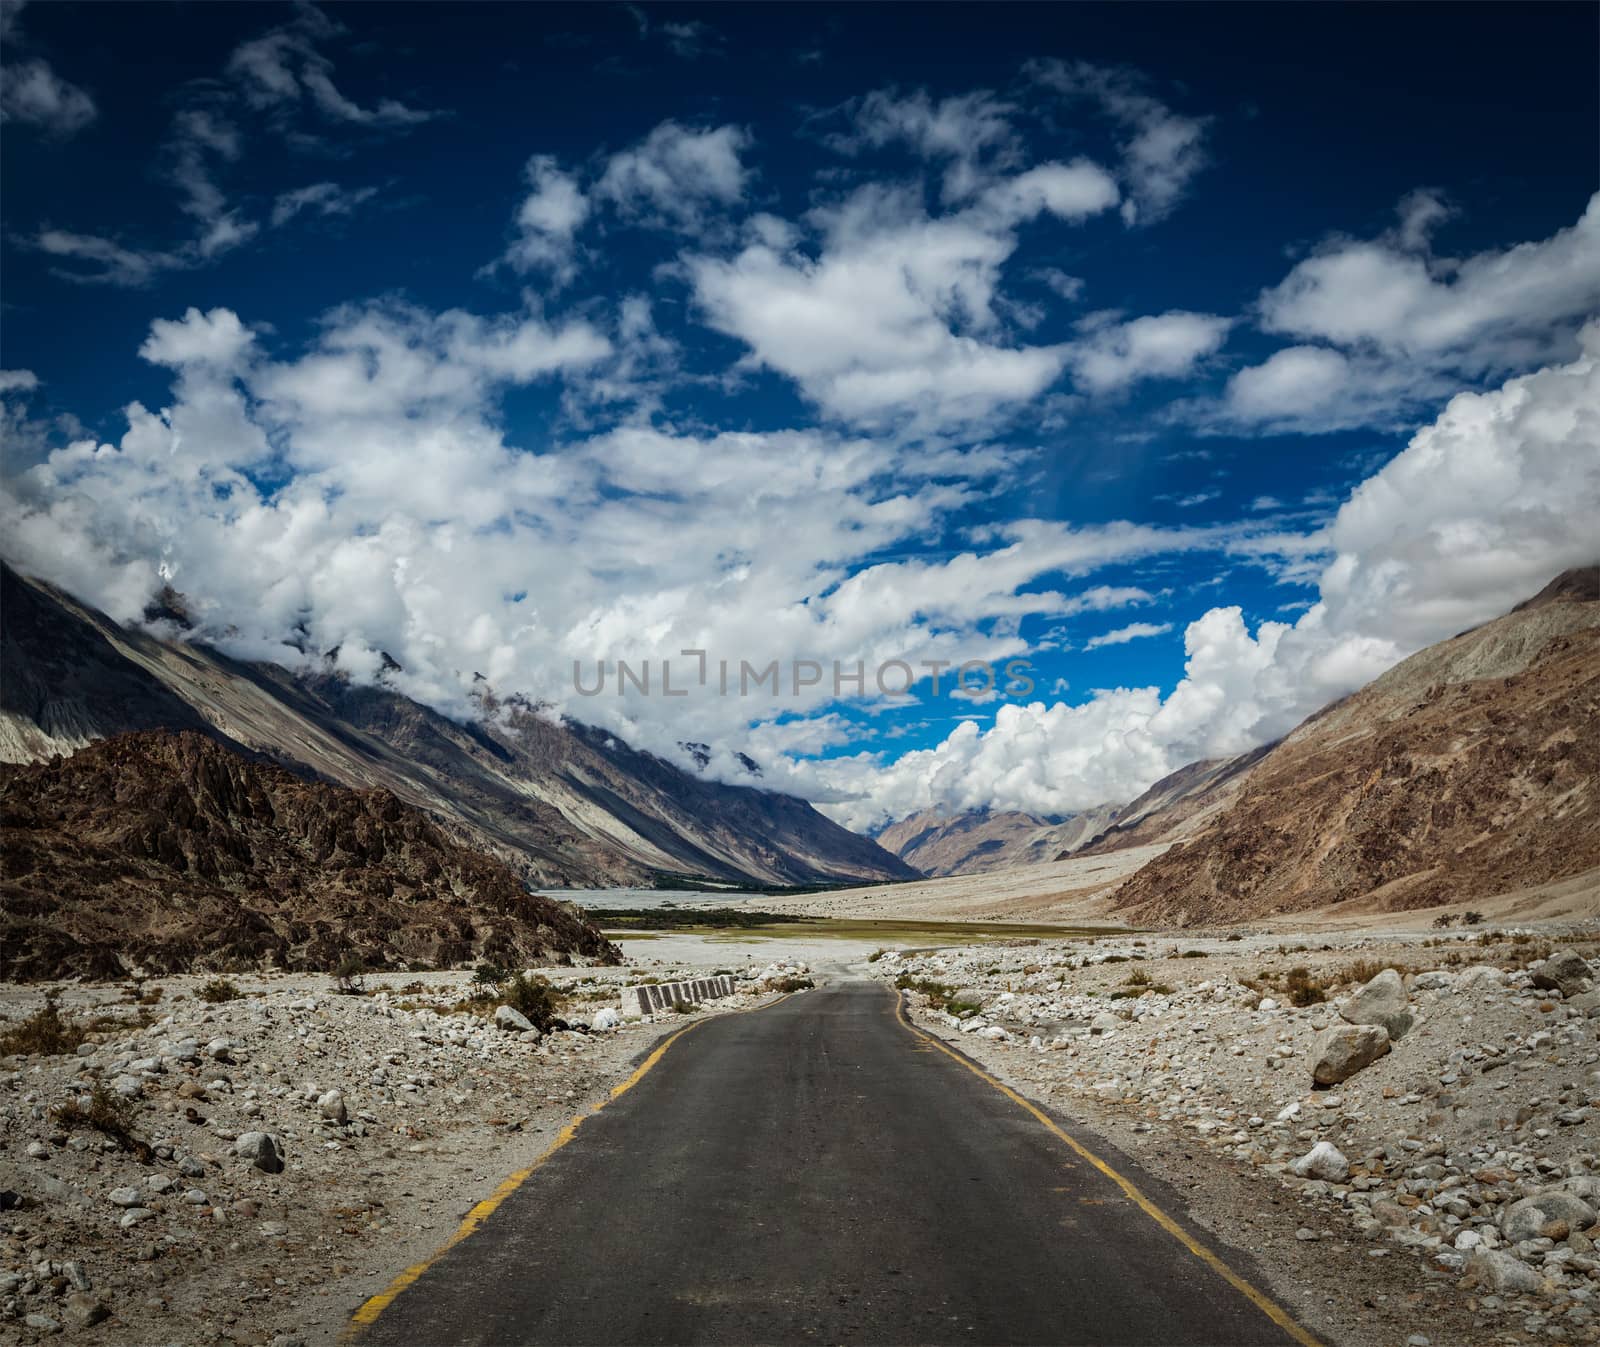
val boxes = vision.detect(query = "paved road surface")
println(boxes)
[350,983,1314,1346]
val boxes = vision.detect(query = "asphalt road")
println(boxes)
[351,982,1314,1346]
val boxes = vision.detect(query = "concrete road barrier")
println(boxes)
[620,975,736,1018]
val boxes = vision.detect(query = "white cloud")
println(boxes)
[1068,310,1232,393]
[495,155,590,280]
[687,163,1118,428]
[595,122,751,231]
[0,370,41,394]
[1029,60,1209,225]
[825,88,1021,202]
[1083,620,1173,650]
[227,7,438,128]
[0,57,96,135]
[806,329,1600,827]
[1224,191,1600,432]
[270,181,379,228]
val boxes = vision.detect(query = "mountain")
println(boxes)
[1075,745,1275,857]
[0,564,915,888]
[0,730,620,981]
[876,804,1121,877]
[1110,566,1600,925]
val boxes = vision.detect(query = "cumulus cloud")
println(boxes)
[688,163,1118,428]
[1029,59,1209,225]
[494,155,591,280]
[1068,310,1232,393]
[595,121,752,231]
[1223,191,1600,432]
[0,369,41,394]
[807,329,1600,827]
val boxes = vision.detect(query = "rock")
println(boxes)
[1530,951,1594,998]
[1411,971,1454,991]
[233,1131,285,1174]
[23,1313,61,1334]
[1468,1247,1548,1294]
[493,1005,535,1033]
[145,1174,176,1194]
[63,1293,109,1329]
[1502,1191,1598,1242]
[1455,965,1505,995]
[591,1008,620,1032]
[107,1186,142,1207]
[1338,968,1414,1040]
[206,1036,234,1061]
[184,1189,208,1205]
[110,1074,143,1099]
[26,1140,49,1158]
[1275,1101,1301,1121]
[1256,997,1278,1011]
[975,1025,1009,1040]
[1288,1141,1350,1182]
[1089,1012,1121,1035]
[1310,1023,1390,1085]
[318,1089,347,1124]
[119,1207,157,1228]
[62,1261,91,1291]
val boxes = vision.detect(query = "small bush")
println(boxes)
[1225,932,1244,941]
[196,978,242,1004]
[499,973,559,1031]
[773,975,815,993]
[1125,969,1151,987]
[1178,949,1210,959]
[671,1001,700,1015]
[867,949,887,963]
[0,998,88,1057]
[472,963,507,987]
[1463,911,1485,926]
[333,956,367,995]
[1432,913,1456,929]
[51,1084,148,1158]
[1285,967,1326,1007]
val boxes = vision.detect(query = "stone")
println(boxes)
[233,1131,285,1174]
[184,1189,208,1205]
[26,1140,49,1159]
[1502,1191,1598,1243]
[119,1207,157,1228]
[62,1261,91,1291]
[22,1313,61,1334]
[1531,951,1594,998]
[1311,1023,1390,1085]
[1289,1141,1350,1182]
[63,1293,109,1329]
[1468,1247,1548,1294]
[1456,965,1505,995]
[493,1005,535,1033]
[1411,971,1454,992]
[107,1186,141,1207]
[1089,1012,1121,1035]
[1338,968,1414,1041]
[206,1036,234,1061]
[318,1089,348,1124]
[591,1008,620,1032]
[110,1074,144,1099]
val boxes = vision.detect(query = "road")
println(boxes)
[348,982,1317,1346]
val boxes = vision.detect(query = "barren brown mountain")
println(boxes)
[0,564,915,888]
[876,804,1121,876]
[0,730,621,980]
[1111,567,1600,925]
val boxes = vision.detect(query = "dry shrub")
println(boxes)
[0,998,88,1057]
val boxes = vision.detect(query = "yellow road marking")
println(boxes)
[892,990,1323,1347]
[342,992,792,1341]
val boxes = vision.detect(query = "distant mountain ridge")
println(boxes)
[876,804,1121,877]
[0,564,916,889]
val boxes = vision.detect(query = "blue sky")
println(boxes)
[3,1,1598,828]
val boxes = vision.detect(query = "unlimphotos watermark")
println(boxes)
[572,650,1034,700]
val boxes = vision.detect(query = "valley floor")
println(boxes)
[3,918,1598,1347]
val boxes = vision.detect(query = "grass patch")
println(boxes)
[772,975,816,993]
[1285,966,1326,1007]
[0,998,88,1057]
[196,978,242,1004]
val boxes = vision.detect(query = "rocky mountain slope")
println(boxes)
[0,564,914,888]
[1111,566,1600,925]
[0,730,621,980]
[876,804,1120,877]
